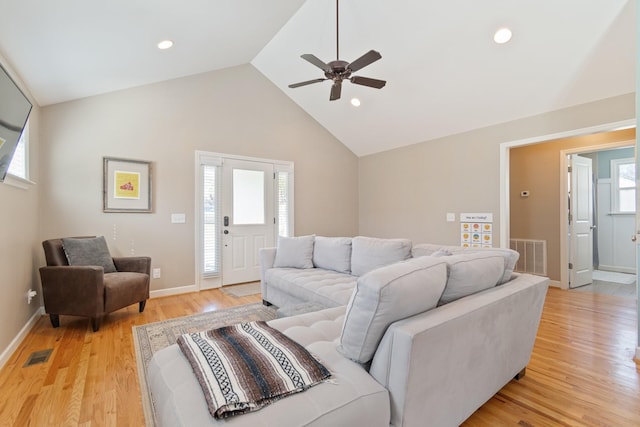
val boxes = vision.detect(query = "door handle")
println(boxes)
[632,235,637,242]
[223,230,229,234]
[224,216,229,226]
[590,225,597,230]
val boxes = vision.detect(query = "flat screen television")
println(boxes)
[0,62,32,182]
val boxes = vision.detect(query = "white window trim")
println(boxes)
[611,157,635,213]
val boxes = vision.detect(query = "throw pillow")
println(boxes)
[62,236,117,273]
[462,247,519,284]
[412,244,519,285]
[338,256,448,364]
[438,252,505,305]
[313,236,352,274]
[431,249,453,257]
[273,235,315,269]
[350,236,412,277]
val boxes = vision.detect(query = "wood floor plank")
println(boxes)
[0,287,638,426]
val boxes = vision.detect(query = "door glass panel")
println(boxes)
[233,168,265,225]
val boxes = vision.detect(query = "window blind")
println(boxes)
[277,171,290,237]
[202,164,220,275]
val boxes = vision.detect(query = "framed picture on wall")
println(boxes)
[103,157,152,213]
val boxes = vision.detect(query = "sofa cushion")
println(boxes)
[338,256,448,364]
[412,244,519,285]
[62,236,117,273]
[273,235,315,269]
[265,268,357,307]
[438,252,505,305]
[313,236,352,274]
[350,236,412,277]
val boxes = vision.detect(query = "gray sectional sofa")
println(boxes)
[148,236,549,426]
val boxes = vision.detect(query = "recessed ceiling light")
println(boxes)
[493,28,512,44]
[157,40,174,50]
[351,98,361,107]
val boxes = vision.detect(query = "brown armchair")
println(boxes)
[39,237,151,331]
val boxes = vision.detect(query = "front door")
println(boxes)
[569,154,594,288]
[221,159,275,285]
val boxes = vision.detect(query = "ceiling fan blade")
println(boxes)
[329,81,342,101]
[288,78,327,88]
[350,76,386,89]
[301,54,332,73]
[347,50,382,73]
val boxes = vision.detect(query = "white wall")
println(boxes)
[0,54,41,366]
[359,94,636,248]
[39,64,360,293]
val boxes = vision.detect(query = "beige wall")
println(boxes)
[510,128,635,281]
[359,93,635,248]
[0,54,41,359]
[39,64,359,292]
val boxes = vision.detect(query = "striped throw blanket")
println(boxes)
[177,321,331,419]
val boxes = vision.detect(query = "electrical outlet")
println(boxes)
[152,268,161,279]
[27,289,37,304]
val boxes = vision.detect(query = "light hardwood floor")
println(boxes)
[0,287,638,426]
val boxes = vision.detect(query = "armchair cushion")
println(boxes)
[62,236,116,273]
[104,272,150,313]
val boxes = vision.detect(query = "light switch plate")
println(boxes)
[446,213,455,222]
[171,213,186,224]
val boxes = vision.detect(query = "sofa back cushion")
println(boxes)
[351,236,412,277]
[273,235,315,269]
[313,236,352,274]
[412,243,519,285]
[338,256,448,364]
[438,252,505,305]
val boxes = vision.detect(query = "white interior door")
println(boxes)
[569,154,594,288]
[221,159,275,285]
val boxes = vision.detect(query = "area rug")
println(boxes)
[592,270,636,285]
[221,281,262,297]
[133,303,277,427]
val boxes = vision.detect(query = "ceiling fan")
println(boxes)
[288,0,386,101]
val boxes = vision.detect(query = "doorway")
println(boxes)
[195,151,294,290]
[505,126,635,289]
[564,146,636,291]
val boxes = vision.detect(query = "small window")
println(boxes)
[7,122,28,179]
[202,163,220,275]
[275,166,294,237]
[612,158,635,213]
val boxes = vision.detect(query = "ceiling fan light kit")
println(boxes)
[288,0,386,101]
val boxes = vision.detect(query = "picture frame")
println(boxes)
[103,157,152,213]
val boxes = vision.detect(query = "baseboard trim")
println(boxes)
[597,265,636,275]
[0,307,44,371]
[548,279,561,288]
[150,284,198,299]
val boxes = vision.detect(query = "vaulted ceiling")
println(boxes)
[0,0,635,156]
